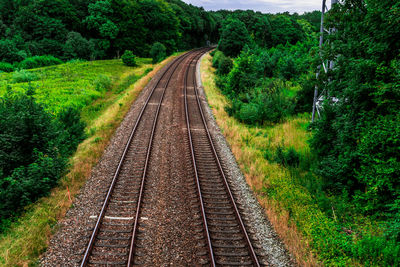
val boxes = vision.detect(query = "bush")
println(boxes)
[93,74,112,92]
[218,56,233,75]
[295,74,316,113]
[12,69,39,83]
[121,50,137,66]
[150,42,166,64]
[0,89,85,223]
[18,55,63,69]
[238,103,261,124]
[274,145,300,167]
[212,50,224,68]
[56,107,86,156]
[226,48,260,95]
[0,153,65,220]
[0,39,26,63]
[212,50,233,75]
[0,62,14,72]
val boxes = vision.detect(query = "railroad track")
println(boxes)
[80,49,206,266]
[184,52,264,266]
[79,48,265,266]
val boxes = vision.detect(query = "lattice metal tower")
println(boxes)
[311,0,338,122]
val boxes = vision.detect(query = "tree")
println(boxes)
[121,50,137,66]
[310,0,400,213]
[226,47,259,94]
[270,15,305,46]
[85,0,119,40]
[150,42,166,63]
[138,0,180,54]
[0,38,25,63]
[218,18,251,57]
[63,31,93,60]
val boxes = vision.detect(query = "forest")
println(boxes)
[0,0,399,265]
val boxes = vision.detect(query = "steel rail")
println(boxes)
[80,50,197,267]
[184,51,216,267]
[186,52,261,266]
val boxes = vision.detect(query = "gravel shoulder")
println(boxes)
[196,52,296,267]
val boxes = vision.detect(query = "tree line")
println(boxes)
[0,0,220,64]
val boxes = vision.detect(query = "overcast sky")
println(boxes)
[182,0,330,14]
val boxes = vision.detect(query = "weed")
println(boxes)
[12,70,39,83]
[94,74,112,92]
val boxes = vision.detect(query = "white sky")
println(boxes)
[182,0,332,14]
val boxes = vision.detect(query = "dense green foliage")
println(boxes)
[212,50,232,75]
[214,40,316,125]
[311,0,400,216]
[213,4,400,265]
[0,88,85,222]
[0,0,220,64]
[0,62,14,72]
[19,55,63,70]
[121,50,137,67]
[217,18,251,57]
[150,42,167,64]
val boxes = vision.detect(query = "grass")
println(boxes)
[0,54,181,266]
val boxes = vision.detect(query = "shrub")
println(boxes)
[226,48,259,95]
[259,87,294,123]
[0,152,65,220]
[18,55,63,69]
[218,56,233,75]
[121,50,137,66]
[274,145,300,167]
[212,50,224,68]
[238,103,260,124]
[56,107,86,156]
[351,234,400,266]
[212,50,233,75]
[12,69,39,83]
[295,74,316,113]
[93,74,112,92]
[0,39,26,63]
[0,89,85,222]
[0,62,14,72]
[150,42,166,64]
[285,147,300,167]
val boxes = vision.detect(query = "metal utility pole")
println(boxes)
[312,0,338,122]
